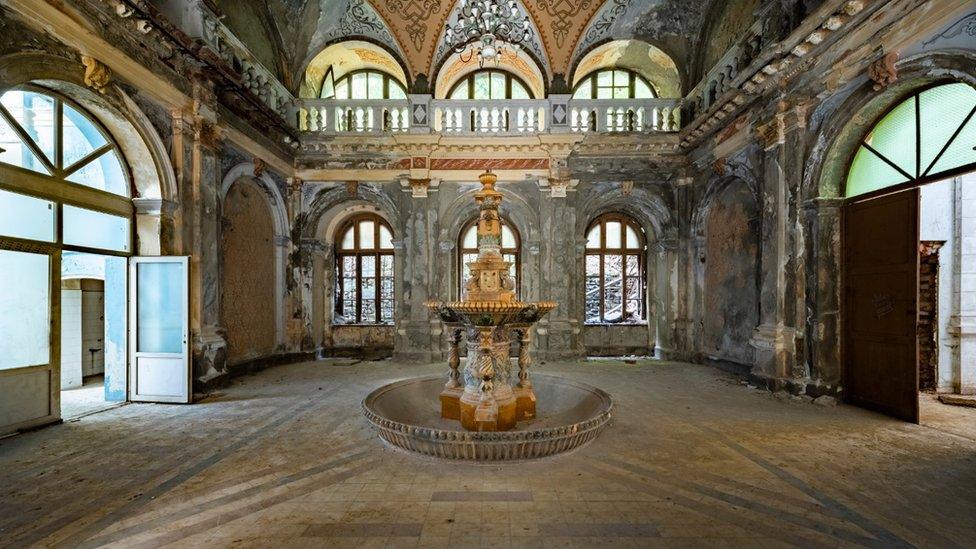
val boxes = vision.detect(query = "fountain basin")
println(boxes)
[362,374,613,461]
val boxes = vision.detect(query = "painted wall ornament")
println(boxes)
[81,55,111,94]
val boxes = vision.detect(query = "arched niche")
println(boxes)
[219,177,279,364]
[300,40,409,99]
[570,40,681,98]
[692,177,760,370]
[218,163,290,359]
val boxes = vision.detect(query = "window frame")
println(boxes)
[325,69,407,100]
[572,68,657,100]
[334,213,395,325]
[842,80,976,200]
[447,70,535,100]
[584,213,647,325]
[0,85,134,257]
[458,217,521,300]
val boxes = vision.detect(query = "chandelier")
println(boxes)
[445,0,532,66]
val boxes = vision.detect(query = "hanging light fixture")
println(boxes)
[444,0,532,67]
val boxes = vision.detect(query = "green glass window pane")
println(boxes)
[0,250,50,370]
[351,73,367,99]
[845,145,910,197]
[367,72,384,99]
[62,103,108,169]
[473,72,490,99]
[634,79,653,99]
[597,70,612,87]
[388,82,406,99]
[335,79,348,99]
[930,114,976,176]
[1,91,55,165]
[920,83,976,173]
[320,70,335,99]
[490,72,506,99]
[450,83,469,99]
[0,188,55,242]
[137,262,184,353]
[0,114,49,174]
[63,205,130,252]
[863,95,917,178]
[613,86,629,99]
[510,80,530,99]
[65,149,128,196]
[573,79,591,99]
[613,70,628,86]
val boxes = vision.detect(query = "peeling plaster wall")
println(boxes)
[703,183,759,367]
[221,181,277,365]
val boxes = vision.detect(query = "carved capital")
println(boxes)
[194,117,224,150]
[287,177,303,197]
[253,157,266,178]
[81,55,111,94]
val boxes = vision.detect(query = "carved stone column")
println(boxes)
[803,196,843,391]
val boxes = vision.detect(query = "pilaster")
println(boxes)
[751,100,811,387]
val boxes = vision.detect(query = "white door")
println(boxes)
[129,256,191,403]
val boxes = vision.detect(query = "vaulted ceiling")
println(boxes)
[213,0,767,94]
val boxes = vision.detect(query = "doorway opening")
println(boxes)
[60,252,127,419]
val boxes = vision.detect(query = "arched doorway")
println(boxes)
[839,81,976,421]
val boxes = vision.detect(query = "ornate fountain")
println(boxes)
[362,171,613,460]
[426,170,556,431]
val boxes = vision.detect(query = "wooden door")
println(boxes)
[843,188,919,422]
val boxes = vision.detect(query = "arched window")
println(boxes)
[323,69,407,100]
[584,214,646,324]
[572,69,656,99]
[0,87,132,251]
[335,214,395,324]
[845,82,976,197]
[449,70,533,99]
[459,218,520,299]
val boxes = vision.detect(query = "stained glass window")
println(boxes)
[584,214,646,324]
[334,214,395,324]
[845,82,976,197]
[459,218,520,299]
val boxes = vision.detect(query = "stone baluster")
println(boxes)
[516,328,532,389]
[446,327,463,389]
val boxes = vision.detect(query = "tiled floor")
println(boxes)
[60,375,121,420]
[1,358,975,548]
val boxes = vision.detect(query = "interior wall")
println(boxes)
[60,284,83,390]
[702,183,760,367]
[920,178,955,392]
[80,280,105,377]
[220,180,277,365]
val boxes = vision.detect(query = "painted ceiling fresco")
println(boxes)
[221,0,728,90]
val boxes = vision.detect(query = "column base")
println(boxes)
[514,385,536,421]
[440,386,463,420]
[460,388,517,431]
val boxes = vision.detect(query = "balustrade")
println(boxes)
[293,97,681,136]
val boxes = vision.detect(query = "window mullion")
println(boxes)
[54,99,63,174]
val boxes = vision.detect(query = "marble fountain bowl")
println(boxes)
[362,374,613,461]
